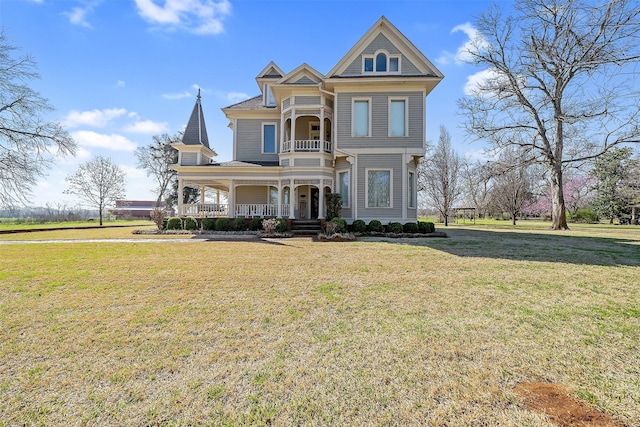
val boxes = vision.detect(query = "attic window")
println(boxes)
[363,51,401,74]
[264,84,275,107]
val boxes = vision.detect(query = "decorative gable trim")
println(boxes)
[276,63,324,85]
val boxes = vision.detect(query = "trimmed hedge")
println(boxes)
[275,218,287,233]
[233,217,247,231]
[215,217,231,231]
[368,219,384,233]
[166,217,182,230]
[403,222,418,233]
[249,217,263,231]
[184,217,198,230]
[388,222,403,234]
[351,219,367,233]
[202,218,216,231]
[330,217,347,233]
[418,221,435,233]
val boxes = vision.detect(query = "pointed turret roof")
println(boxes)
[182,89,210,148]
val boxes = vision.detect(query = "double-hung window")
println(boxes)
[367,169,392,208]
[389,98,407,137]
[338,171,350,207]
[353,99,370,137]
[262,123,276,154]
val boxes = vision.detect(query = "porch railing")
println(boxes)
[281,139,332,153]
[181,203,290,218]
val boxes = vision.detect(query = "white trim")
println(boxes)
[261,122,278,154]
[365,168,393,209]
[264,84,276,107]
[362,49,402,75]
[408,171,416,209]
[388,97,408,137]
[352,97,371,137]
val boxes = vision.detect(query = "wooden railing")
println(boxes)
[281,139,332,153]
[181,204,290,218]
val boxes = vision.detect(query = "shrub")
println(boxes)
[202,218,216,231]
[403,222,418,233]
[323,221,339,236]
[149,208,166,230]
[166,217,182,230]
[262,218,279,234]
[233,217,247,231]
[330,217,347,233]
[275,218,287,233]
[162,217,168,230]
[418,221,435,233]
[215,217,231,231]
[368,219,384,233]
[184,217,198,230]
[569,209,599,223]
[249,217,263,231]
[351,219,366,233]
[388,222,403,234]
[325,193,342,221]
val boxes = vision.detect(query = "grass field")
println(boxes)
[1,224,639,425]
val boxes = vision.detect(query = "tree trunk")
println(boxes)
[512,215,516,226]
[549,165,569,230]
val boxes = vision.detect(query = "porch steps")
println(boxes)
[291,219,322,236]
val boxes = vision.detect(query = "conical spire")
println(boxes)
[182,89,210,148]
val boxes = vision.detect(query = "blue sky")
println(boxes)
[1,0,500,207]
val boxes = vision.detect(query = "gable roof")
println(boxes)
[182,90,210,148]
[276,63,324,85]
[327,16,444,79]
[256,61,285,79]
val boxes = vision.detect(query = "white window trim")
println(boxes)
[352,97,372,138]
[365,168,393,209]
[388,97,409,137]
[264,84,275,107]
[362,50,402,74]
[408,171,416,208]
[262,122,278,154]
[337,169,350,208]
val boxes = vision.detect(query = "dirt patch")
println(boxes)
[514,382,625,426]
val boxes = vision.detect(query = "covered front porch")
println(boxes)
[178,178,333,220]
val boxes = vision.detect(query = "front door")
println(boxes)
[311,187,319,219]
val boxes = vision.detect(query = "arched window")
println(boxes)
[376,53,387,72]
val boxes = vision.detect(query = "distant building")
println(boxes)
[110,200,175,220]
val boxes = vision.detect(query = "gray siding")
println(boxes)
[294,76,317,85]
[294,158,321,167]
[236,118,280,163]
[341,33,421,76]
[336,91,424,150]
[295,95,321,105]
[357,154,403,219]
[236,186,268,204]
[181,152,197,166]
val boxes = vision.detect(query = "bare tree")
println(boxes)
[0,32,76,206]
[459,0,640,230]
[459,158,493,218]
[64,156,126,226]
[135,133,180,207]
[418,126,462,226]
[487,148,535,225]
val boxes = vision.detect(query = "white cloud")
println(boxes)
[436,22,488,66]
[71,130,137,152]
[123,119,169,134]
[63,108,128,128]
[464,68,501,96]
[134,0,232,35]
[115,80,126,88]
[163,91,192,100]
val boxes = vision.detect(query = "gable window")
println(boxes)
[353,99,370,137]
[264,84,275,107]
[408,171,415,208]
[376,53,387,71]
[338,171,350,207]
[389,98,407,137]
[262,123,276,153]
[362,51,401,74]
[367,169,392,208]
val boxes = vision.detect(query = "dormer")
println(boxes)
[173,90,217,166]
[255,61,284,108]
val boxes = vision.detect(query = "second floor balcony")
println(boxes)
[281,139,333,154]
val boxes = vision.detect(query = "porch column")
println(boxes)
[277,181,283,217]
[228,180,235,218]
[200,186,205,205]
[318,180,325,219]
[291,109,296,152]
[178,178,184,216]
[319,109,325,151]
[289,183,295,219]
[216,190,220,205]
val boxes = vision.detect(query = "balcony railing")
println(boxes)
[281,139,332,153]
[181,203,290,218]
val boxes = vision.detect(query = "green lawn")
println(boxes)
[1,225,639,426]
[0,219,152,231]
